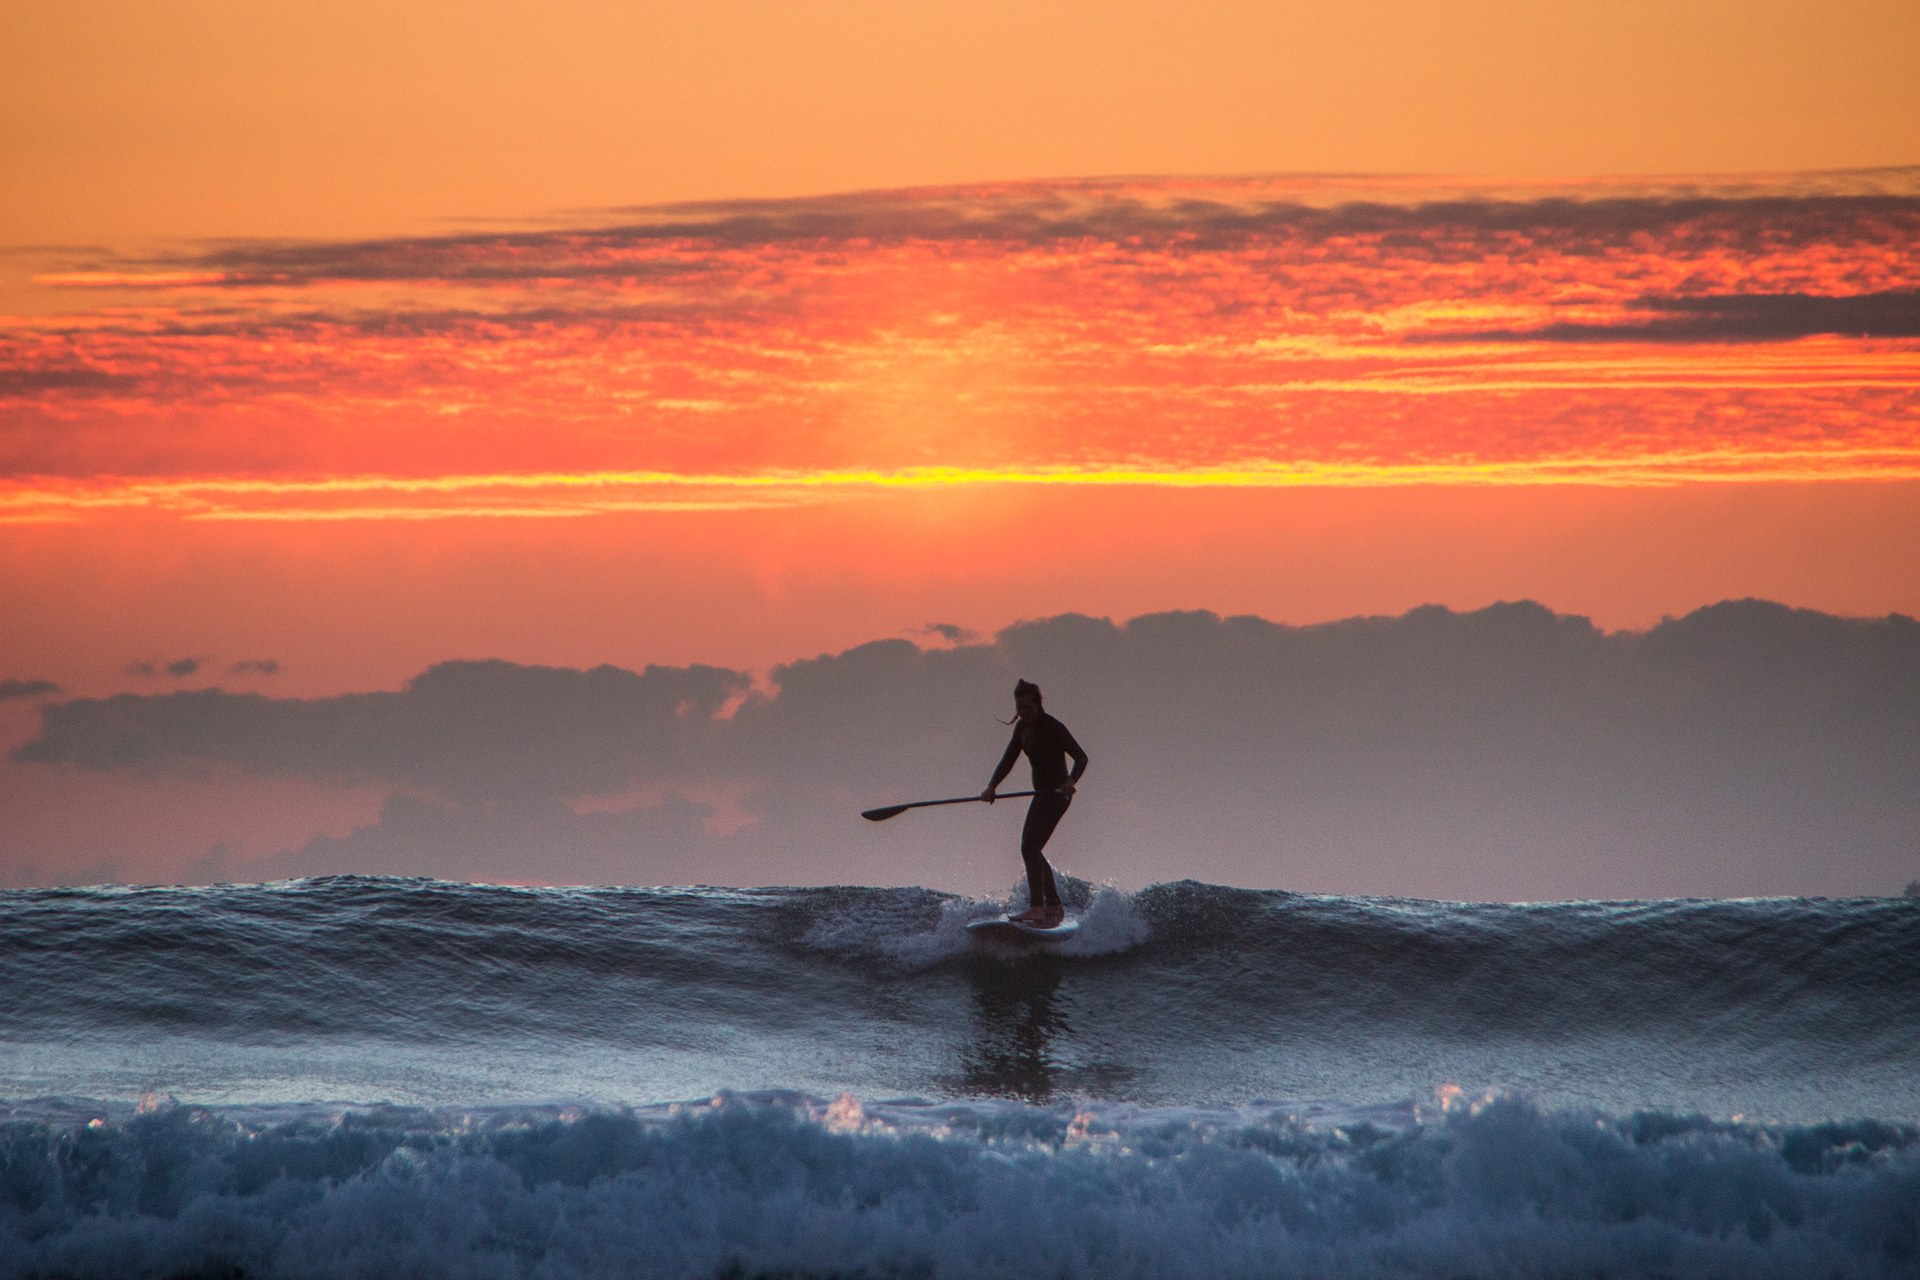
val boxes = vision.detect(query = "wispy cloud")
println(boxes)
[5,172,1917,519]
[0,678,59,701]
[0,368,142,395]
[124,658,204,678]
[1421,289,1920,344]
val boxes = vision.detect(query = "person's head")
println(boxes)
[1013,679,1043,722]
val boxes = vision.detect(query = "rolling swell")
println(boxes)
[1132,880,1920,1046]
[2,877,1917,1117]
[5,877,1915,1042]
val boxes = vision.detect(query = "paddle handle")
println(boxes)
[861,790,1039,821]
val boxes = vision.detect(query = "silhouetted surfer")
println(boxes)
[981,680,1087,926]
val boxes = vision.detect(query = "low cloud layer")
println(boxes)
[24,660,746,803]
[15,601,1918,900]
[0,679,59,701]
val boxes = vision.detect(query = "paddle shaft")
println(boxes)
[861,790,1041,822]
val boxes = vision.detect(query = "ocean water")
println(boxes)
[2,876,1917,1277]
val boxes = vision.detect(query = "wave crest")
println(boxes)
[798,877,1151,968]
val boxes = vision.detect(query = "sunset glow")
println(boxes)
[4,0,1918,898]
[9,19,1920,1273]
[7,174,1917,525]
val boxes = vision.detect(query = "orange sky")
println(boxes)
[8,1,1919,247]
[4,172,1919,700]
[3,0,1919,888]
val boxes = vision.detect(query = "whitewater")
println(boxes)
[3,876,1917,1277]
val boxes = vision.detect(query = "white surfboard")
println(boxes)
[966,914,1080,942]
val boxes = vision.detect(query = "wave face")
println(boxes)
[3,877,1919,1276]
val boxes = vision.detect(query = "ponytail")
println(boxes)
[1000,679,1044,727]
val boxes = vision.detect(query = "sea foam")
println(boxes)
[798,877,1150,969]
[3,1092,1914,1279]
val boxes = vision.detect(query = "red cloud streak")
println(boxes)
[4,174,1917,521]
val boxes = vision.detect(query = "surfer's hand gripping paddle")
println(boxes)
[861,790,1039,821]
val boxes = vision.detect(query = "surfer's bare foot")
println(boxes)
[1011,907,1046,924]
[1041,907,1066,927]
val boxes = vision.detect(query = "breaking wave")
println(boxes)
[4,1092,1917,1279]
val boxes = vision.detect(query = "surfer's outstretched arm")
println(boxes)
[981,727,1022,803]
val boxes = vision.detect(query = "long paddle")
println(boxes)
[861,790,1038,822]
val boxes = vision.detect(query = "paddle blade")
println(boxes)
[861,804,911,822]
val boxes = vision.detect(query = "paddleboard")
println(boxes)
[966,914,1080,941]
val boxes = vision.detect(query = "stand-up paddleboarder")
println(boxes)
[981,680,1088,926]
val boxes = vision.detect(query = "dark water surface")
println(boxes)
[3,877,1917,1277]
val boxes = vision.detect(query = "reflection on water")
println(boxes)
[957,957,1068,1102]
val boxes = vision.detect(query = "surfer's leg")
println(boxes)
[1020,793,1070,913]
[1017,845,1058,917]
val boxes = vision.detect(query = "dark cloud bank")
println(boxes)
[16,601,1920,900]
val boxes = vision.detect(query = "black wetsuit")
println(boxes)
[988,712,1089,911]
